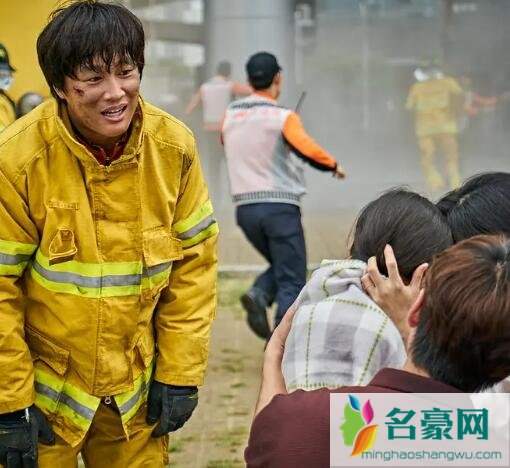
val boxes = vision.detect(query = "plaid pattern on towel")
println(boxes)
[282,259,407,391]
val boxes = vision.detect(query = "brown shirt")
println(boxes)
[245,368,461,468]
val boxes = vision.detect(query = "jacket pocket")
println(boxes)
[48,229,77,266]
[25,326,70,377]
[142,229,183,299]
[142,228,183,267]
[135,327,155,369]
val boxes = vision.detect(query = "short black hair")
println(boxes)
[248,74,275,91]
[37,1,145,99]
[245,52,281,90]
[437,172,510,242]
[350,188,453,282]
[216,61,231,78]
[412,235,510,392]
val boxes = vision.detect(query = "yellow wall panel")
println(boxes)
[0,0,65,100]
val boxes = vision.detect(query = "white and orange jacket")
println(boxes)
[221,92,338,206]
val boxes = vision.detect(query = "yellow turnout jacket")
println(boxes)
[0,92,16,133]
[0,98,218,446]
[406,77,463,136]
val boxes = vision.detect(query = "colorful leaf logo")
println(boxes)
[342,396,378,455]
[349,394,360,411]
[361,399,374,424]
[350,424,378,457]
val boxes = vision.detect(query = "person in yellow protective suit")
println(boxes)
[0,3,218,468]
[406,62,464,191]
[0,43,16,133]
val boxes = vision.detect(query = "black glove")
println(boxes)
[146,381,198,437]
[0,405,55,468]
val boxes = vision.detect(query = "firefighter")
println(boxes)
[0,43,16,133]
[406,60,464,191]
[0,3,218,467]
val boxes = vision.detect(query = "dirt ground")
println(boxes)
[168,272,264,468]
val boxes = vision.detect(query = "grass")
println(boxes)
[217,273,253,320]
[205,459,244,468]
[226,409,249,417]
[220,347,241,354]
[169,435,196,454]
[169,438,183,453]
[210,426,249,450]
[230,382,246,389]
[220,360,244,374]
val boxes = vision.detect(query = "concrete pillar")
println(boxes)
[204,0,296,103]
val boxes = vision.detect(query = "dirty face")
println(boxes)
[56,57,141,150]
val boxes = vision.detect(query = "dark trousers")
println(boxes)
[236,203,307,327]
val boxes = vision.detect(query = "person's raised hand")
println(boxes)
[333,165,346,179]
[361,244,428,341]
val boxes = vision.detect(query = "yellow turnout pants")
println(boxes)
[38,403,169,468]
[417,133,461,191]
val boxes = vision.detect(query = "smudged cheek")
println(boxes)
[71,85,104,104]
[70,86,83,97]
[124,77,142,97]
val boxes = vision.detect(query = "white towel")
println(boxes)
[282,259,407,391]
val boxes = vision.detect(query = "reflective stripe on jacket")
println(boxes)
[0,98,218,446]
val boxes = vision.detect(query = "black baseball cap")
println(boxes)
[0,44,15,72]
[245,52,281,87]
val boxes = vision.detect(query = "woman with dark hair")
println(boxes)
[362,172,510,392]
[365,172,510,322]
[437,171,510,242]
[282,188,452,390]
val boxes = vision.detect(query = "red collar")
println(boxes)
[75,131,129,166]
